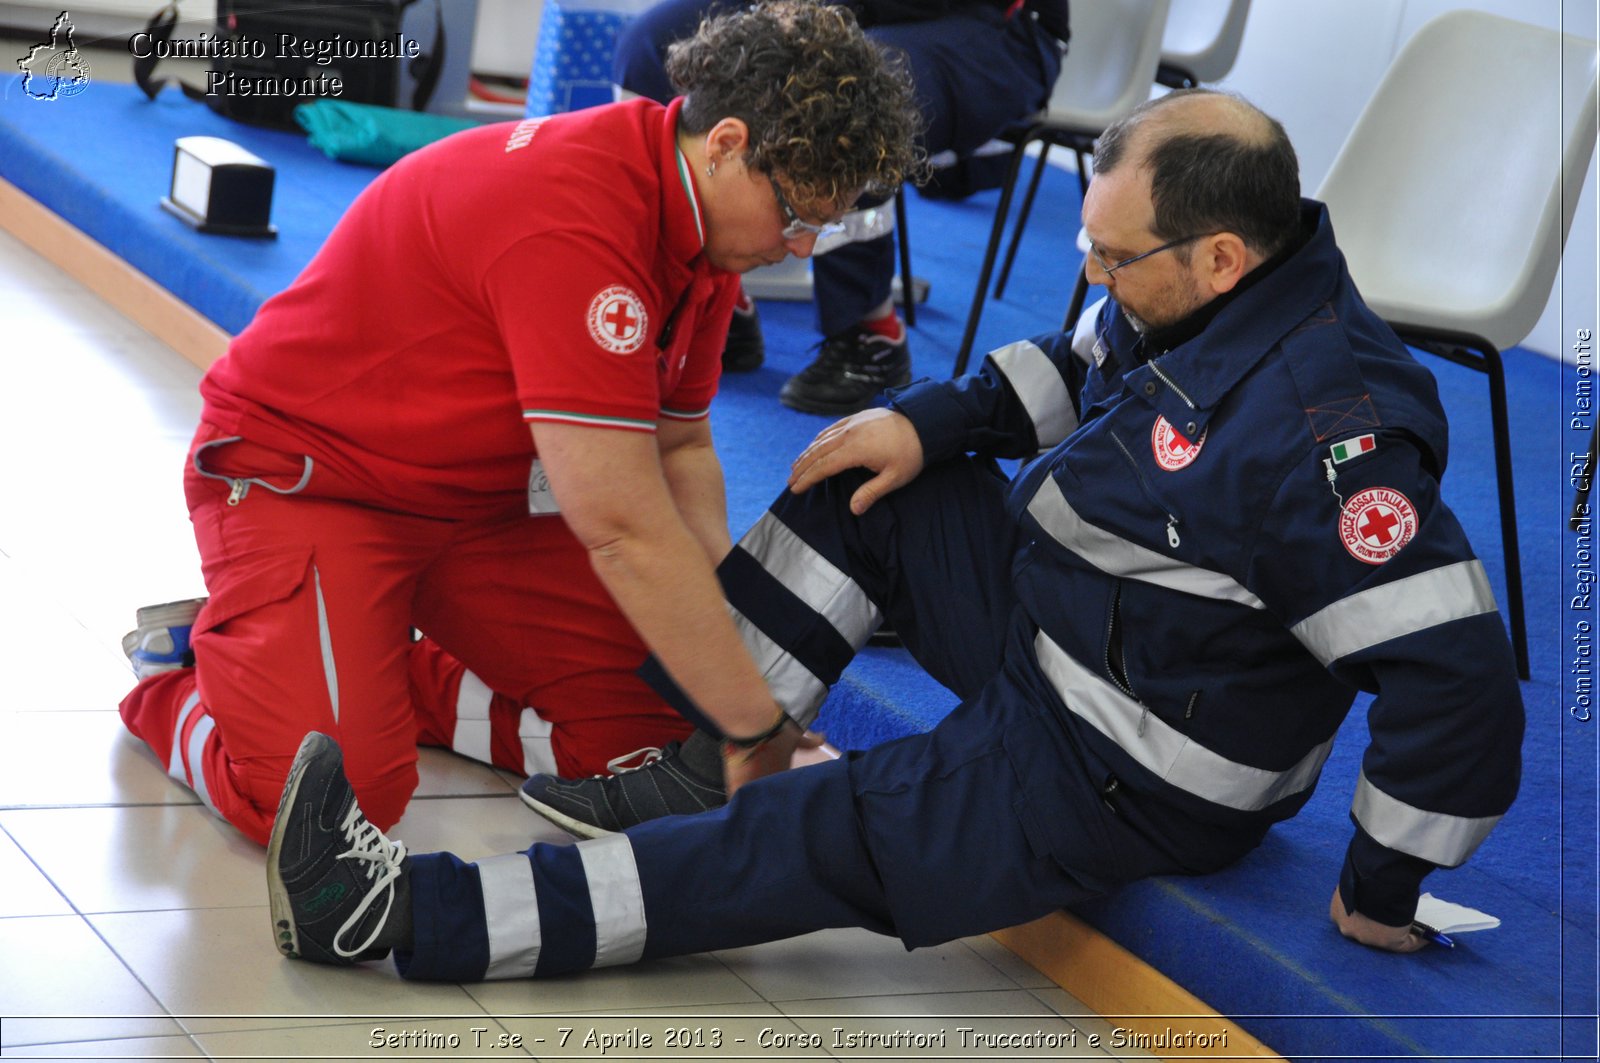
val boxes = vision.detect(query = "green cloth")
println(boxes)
[294,99,478,168]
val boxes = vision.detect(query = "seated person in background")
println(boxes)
[614,0,1069,414]
[117,1,921,846]
[266,89,1523,979]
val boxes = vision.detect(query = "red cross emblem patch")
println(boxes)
[1339,487,1418,564]
[1151,416,1206,471]
[587,286,648,355]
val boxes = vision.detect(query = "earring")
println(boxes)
[706,160,717,178]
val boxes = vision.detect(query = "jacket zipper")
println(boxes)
[1148,359,1198,410]
[1110,431,1182,547]
[1103,582,1138,700]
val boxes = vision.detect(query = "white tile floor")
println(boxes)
[0,228,1153,1060]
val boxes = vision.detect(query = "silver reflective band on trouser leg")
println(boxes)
[1350,771,1501,866]
[479,852,541,979]
[168,691,219,814]
[578,835,647,967]
[990,339,1080,448]
[739,513,883,647]
[1032,631,1334,812]
[733,511,885,723]
[167,690,202,784]
[452,669,493,762]
[186,715,219,814]
[1291,560,1498,666]
[1025,477,1267,608]
[518,707,557,776]
[727,606,828,726]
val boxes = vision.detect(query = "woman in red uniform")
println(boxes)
[119,1,923,845]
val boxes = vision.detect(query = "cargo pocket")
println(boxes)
[191,543,349,733]
[1000,713,1126,890]
[193,544,317,641]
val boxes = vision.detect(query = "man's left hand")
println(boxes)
[788,408,924,515]
[1329,887,1428,953]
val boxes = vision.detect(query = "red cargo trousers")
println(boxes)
[121,429,690,844]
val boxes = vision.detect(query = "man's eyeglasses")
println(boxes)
[1088,232,1213,276]
[769,175,846,240]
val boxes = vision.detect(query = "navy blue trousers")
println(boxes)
[614,0,1061,337]
[397,459,1150,982]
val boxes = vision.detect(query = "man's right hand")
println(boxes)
[787,408,925,515]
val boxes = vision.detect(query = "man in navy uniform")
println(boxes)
[265,89,1523,978]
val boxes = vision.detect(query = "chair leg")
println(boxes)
[1060,262,1090,332]
[894,192,915,327]
[1480,342,1530,680]
[994,145,1052,299]
[955,127,1041,377]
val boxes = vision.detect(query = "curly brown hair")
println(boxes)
[666,0,924,208]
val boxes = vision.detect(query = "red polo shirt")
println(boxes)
[201,97,737,519]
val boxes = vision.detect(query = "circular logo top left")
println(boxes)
[587,286,649,355]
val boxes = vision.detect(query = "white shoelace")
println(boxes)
[332,803,408,959]
[604,746,663,775]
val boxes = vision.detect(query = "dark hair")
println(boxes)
[666,0,924,207]
[1093,89,1302,258]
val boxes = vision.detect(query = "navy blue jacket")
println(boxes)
[891,201,1524,923]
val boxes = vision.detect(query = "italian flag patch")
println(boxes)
[1330,433,1376,464]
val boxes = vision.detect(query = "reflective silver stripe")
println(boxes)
[578,835,647,967]
[990,339,1079,447]
[1292,560,1498,666]
[1026,476,1266,609]
[452,669,493,764]
[478,853,541,979]
[1033,631,1333,811]
[1070,296,1106,366]
[518,707,557,775]
[739,512,882,649]
[167,690,202,783]
[728,606,827,726]
[312,565,340,723]
[186,715,219,814]
[1351,770,1501,867]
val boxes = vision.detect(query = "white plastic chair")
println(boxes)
[1156,0,1252,88]
[955,0,1172,372]
[1315,9,1600,679]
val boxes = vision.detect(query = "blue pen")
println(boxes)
[1411,920,1455,948]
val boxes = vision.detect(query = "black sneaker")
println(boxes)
[779,325,911,415]
[268,732,409,966]
[723,296,765,372]
[519,741,726,839]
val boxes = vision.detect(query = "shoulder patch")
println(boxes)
[1339,486,1417,564]
[587,286,649,355]
[1151,416,1206,471]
